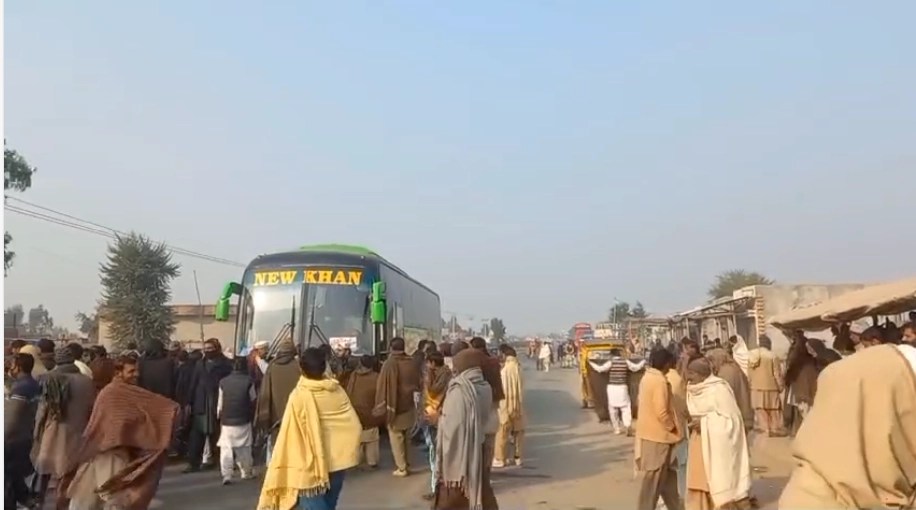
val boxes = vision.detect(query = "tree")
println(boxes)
[707,269,774,300]
[27,304,54,335]
[608,302,631,322]
[489,317,507,341]
[4,304,25,327]
[4,142,37,274]
[99,232,180,349]
[75,310,100,341]
[630,301,648,319]
[607,300,650,322]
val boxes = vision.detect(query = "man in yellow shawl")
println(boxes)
[779,343,916,509]
[493,344,525,468]
[258,347,361,510]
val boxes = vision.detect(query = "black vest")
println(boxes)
[219,372,254,426]
[608,358,629,385]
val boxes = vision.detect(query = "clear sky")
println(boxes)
[5,1,915,335]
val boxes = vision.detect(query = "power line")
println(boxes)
[5,199,246,268]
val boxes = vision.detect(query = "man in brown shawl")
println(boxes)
[32,346,97,510]
[64,354,178,510]
[345,354,383,469]
[374,337,420,477]
[432,345,499,510]
[254,340,301,464]
[779,343,916,508]
[783,332,819,435]
[468,337,506,471]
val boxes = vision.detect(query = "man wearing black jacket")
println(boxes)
[138,339,176,400]
[184,338,233,473]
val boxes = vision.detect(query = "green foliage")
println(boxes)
[707,269,774,300]
[607,300,649,322]
[489,317,507,341]
[99,232,180,349]
[27,304,54,335]
[4,143,37,275]
[4,304,25,327]
[75,310,100,341]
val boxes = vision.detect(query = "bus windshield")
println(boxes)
[235,265,374,355]
[302,283,371,354]
[237,285,298,354]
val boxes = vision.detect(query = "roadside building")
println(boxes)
[670,283,885,355]
[98,304,238,351]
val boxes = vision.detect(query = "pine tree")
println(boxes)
[99,232,180,349]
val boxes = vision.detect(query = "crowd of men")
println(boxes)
[4,335,527,510]
[7,315,916,510]
[628,317,916,510]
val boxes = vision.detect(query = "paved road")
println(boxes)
[147,358,794,509]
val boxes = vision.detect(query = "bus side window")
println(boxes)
[391,303,404,338]
[237,289,254,353]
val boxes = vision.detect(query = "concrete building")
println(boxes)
[98,304,238,351]
[672,283,875,355]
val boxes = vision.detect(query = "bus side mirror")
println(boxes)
[371,281,386,324]
[371,302,387,324]
[215,281,242,322]
[215,298,231,322]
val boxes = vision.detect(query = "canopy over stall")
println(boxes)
[769,276,916,331]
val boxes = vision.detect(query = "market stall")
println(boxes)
[769,276,916,331]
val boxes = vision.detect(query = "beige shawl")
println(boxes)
[687,375,752,507]
[498,356,524,426]
[731,335,749,378]
[779,344,916,509]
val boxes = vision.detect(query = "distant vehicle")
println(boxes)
[568,322,594,347]
[594,321,626,341]
[215,244,441,358]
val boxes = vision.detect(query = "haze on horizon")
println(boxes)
[4,2,915,335]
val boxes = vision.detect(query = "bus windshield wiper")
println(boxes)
[305,286,330,349]
[267,296,296,360]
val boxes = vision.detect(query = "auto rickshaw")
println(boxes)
[579,339,644,421]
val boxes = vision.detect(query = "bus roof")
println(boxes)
[298,244,380,257]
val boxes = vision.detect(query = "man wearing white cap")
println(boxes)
[252,341,270,374]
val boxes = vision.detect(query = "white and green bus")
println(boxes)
[215,244,441,357]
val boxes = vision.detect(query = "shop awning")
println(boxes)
[769,276,916,331]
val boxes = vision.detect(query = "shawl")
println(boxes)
[707,351,754,431]
[779,344,916,509]
[66,381,178,509]
[453,348,504,403]
[373,352,415,424]
[499,356,524,423]
[345,367,382,429]
[258,377,361,510]
[425,365,452,413]
[255,345,301,431]
[687,375,752,507]
[731,336,749,377]
[41,362,82,421]
[436,367,492,510]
